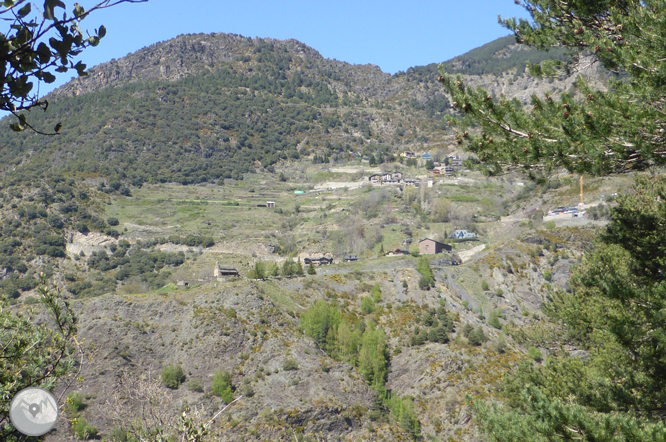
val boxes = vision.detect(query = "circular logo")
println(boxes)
[9,387,59,436]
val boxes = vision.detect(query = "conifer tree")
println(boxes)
[439,0,666,176]
[438,3,666,439]
[472,167,666,439]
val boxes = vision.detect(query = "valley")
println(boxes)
[0,31,635,442]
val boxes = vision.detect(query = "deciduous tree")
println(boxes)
[1,0,146,133]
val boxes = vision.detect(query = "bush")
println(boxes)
[66,391,86,415]
[544,221,556,230]
[418,275,433,290]
[187,379,204,393]
[242,383,255,397]
[409,244,420,257]
[370,284,382,302]
[481,281,489,291]
[429,326,449,344]
[488,310,502,329]
[495,334,508,354]
[361,296,375,314]
[212,371,234,404]
[107,217,119,226]
[544,270,552,281]
[161,364,185,389]
[109,428,128,442]
[468,330,483,346]
[72,417,98,440]
[527,347,543,363]
[283,358,299,371]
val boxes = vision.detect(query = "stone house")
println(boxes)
[418,238,452,255]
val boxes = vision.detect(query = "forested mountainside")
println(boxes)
[0,33,590,187]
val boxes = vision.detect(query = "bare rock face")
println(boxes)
[65,231,117,258]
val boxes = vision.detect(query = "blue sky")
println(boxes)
[30,1,531,95]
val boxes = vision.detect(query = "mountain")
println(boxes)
[0,33,600,187]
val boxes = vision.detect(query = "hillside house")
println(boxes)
[422,153,432,160]
[304,257,333,266]
[214,262,240,278]
[369,174,382,183]
[344,255,359,262]
[404,179,419,187]
[448,155,463,167]
[386,248,409,256]
[449,230,479,240]
[401,151,416,159]
[419,239,452,255]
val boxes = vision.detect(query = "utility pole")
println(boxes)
[580,175,584,206]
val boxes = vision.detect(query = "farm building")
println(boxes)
[418,239,452,255]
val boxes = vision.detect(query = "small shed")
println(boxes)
[419,238,452,255]
[267,201,276,208]
[214,262,240,278]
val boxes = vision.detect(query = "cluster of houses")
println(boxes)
[429,156,464,178]
[368,172,420,187]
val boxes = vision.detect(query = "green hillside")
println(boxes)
[0,34,451,187]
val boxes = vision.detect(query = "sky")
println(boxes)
[16,0,532,96]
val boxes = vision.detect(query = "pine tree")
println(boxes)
[295,257,304,276]
[307,261,316,275]
[438,3,666,439]
[439,0,666,176]
[282,257,295,277]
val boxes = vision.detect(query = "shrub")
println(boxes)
[495,334,508,354]
[527,347,543,363]
[361,296,375,314]
[429,326,449,344]
[410,331,427,346]
[72,417,98,440]
[283,358,299,371]
[544,221,556,230]
[109,428,128,442]
[467,330,483,346]
[409,244,420,257]
[211,371,234,404]
[187,379,204,393]
[488,310,502,329]
[107,217,120,226]
[418,275,432,290]
[66,391,86,415]
[242,383,255,397]
[544,270,552,281]
[161,364,185,389]
[370,284,382,302]
[481,281,489,291]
